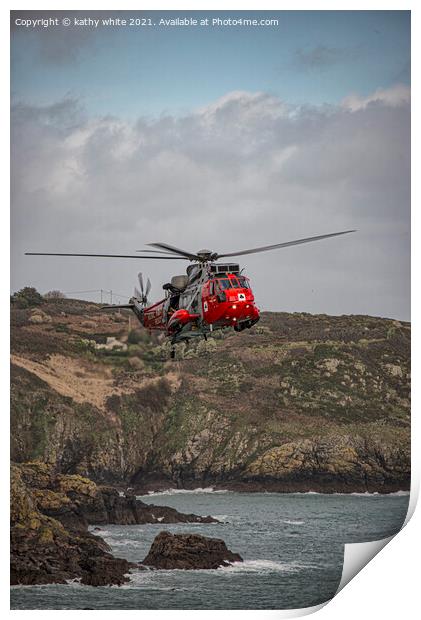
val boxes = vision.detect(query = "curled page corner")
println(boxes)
[269,601,327,619]
[336,534,395,595]
[403,482,419,526]
[284,535,397,618]
[335,484,415,597]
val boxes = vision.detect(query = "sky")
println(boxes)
[10,10,411,320]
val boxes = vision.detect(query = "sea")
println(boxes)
[10,489,410,610]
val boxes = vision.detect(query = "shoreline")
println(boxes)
[138,487,410,497]
[126,477,411,497]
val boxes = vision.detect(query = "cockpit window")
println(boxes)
[237,276,250,289]
[217,279,232,290]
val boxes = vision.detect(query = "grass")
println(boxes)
[10,303,410,483]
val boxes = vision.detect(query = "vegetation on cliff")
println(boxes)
[10,296,410,492]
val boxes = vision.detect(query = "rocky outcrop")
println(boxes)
[17,462,217,528]
[11,463,218,586]
[141,531,243,570]
[11,301,411,493]
[10,464,133,586]
[238,435,411,493]
[97,487,217,525]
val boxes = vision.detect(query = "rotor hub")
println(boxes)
[196,249,214,261]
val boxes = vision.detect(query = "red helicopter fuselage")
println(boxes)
[140,271,259,340]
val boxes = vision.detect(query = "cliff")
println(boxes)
[10,297,410,493]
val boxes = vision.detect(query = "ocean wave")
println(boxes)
[282,520,305,525]
[337,490,410,497]
[287,490,410,497]
[91,529,112,536]
[120,571,190,591]
[217,559,306,575]
[105,539,144,549]
[119,559,306,587]
[139,487,230,497]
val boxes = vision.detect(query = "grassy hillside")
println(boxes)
[10,296,410,492]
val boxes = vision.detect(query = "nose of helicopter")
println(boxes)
[223,298,259,324]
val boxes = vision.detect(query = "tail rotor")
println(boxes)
[134,272,151,306]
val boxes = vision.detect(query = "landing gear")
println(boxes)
[234,317,260,333]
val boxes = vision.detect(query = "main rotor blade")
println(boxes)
[138,272,144,295]
[147,242,199,261]
[137,249,179,255]
[25,252,188,260]
[216,230,356,259]
[145,278,151,297]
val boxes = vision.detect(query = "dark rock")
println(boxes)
[95,486,217,525]
[131,501,218,525]
[141,531,243,570]
[19,466,216,529]
[10,465,134,587]
[10,463,219,587]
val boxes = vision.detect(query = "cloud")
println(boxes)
[11,87,410,320]
[341,84,410,111]
[11,11,100,65]
[293,45,358,71]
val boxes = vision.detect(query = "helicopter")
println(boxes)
[26,230,355,358]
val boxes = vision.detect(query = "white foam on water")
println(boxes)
[65,578,83,587]
[140,488,409,498]
[217,559,306,575]
[287,490,410,497]
[91,529,112,536]
[120,570,189,591]
[283,520,305,525]
[139,487,230,497]
[106,539,144,549]
[337,490,410,497]
[211,515,229,522]
[119,559,307,588]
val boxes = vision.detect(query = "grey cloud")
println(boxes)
[11,10,149,66]
[11,11,101,65]
[11,89,410,320]
[293,45,359,71]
